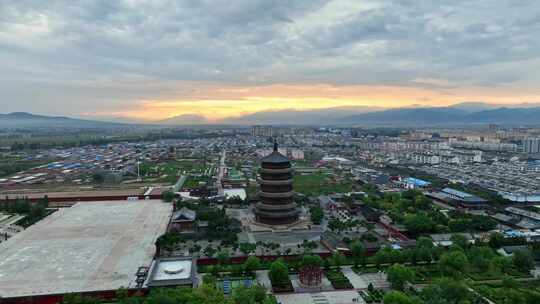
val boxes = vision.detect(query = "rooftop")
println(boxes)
[261,142,290,164]
[146,257,195,287]
[0,200,172,298]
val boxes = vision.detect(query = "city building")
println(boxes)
[523,137,540,154]
[169,207,197,233]
[398,177,432,189]
[251,125,273,137]
[439,187,488,208]
[254,142,299,225]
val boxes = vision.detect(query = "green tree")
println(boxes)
[155,232,182,253]
[387,264,415,291]
[403,214,435,235]
[202,274,218,286]
[162,190,175,202]
[232,285,268,304]
[217,250,230,265]
[421,278,472,304]
[449,234,468,249]
[244,256,261,274]
[512,250,534,273]
[310,206,324,224]
[491,256,512,273]
[468,246,494,272]
[330,252,346,270]
[92,171,105,184]
[383,291,418,304]
[438,250,468,277]
[268,260,289,285]
[239,242,257,255]
[350,241,365,268]
[502,276,519,289]
[489,232,506,248]
[301,254,323,267]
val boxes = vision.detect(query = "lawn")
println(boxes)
[183,175,210,189]
[140,160,211,185]
[293,173,353,196]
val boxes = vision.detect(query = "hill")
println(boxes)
[0,112,126,129]
[338,106,540,126]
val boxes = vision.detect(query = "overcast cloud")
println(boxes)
[1,0,540,120]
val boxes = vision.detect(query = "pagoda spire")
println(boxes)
[273,139,278,152]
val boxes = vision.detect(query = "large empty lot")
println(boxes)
[0,200,172,298]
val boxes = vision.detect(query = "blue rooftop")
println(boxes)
[404,177,431,186]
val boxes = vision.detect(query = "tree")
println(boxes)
[217,250,230,265]
[402,189,422,201]
[491,256,512,273]
[416,236,434,250]
[92,171,105,184]
[438,250,468,277]
[350,241,365,268]
[39,195,49,209]
[232,285,270,304]
[421,278,472,304]
[330,252,346,270]
[136,284,276,304]
[502,276,519,289]
[386,264,415,291]
[268,260,289,284]
[162,190,175,202]
[489,232,527,248]
[403,214,435,235]
[301,255,323,268]
[310,206,324,224]
[239,242,257,256]
[243,256,261,274]
[225,195,245,206]
[513,250,534,273]
[449,234,468,249]
[468,246,494,272]
[204,246,217,258]
[489,232,506,248]
[202,274,217,286]
[505,290,527,304]
[383,291,418,304]
[155,232,182,253]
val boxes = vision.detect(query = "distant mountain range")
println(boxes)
[338,106,540,126]
[3,102,540,128]
[0,112,125,129]
[158,102,540,126]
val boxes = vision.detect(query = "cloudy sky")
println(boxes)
[1,0,540,122]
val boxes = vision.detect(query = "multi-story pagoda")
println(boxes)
[254,141,299,225]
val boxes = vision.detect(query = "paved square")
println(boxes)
[0,200,171,298]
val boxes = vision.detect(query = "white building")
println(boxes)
[524,138,540,154]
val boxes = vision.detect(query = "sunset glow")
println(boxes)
[100,83,540,122]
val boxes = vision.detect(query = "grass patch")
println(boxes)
[293,173,352,196]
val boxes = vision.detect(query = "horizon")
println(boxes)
[1,1,540,123]
[3,101,540,125]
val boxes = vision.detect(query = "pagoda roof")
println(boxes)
[261,142,290,164]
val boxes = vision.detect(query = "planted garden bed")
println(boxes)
[360,289,385,303]
[271,279,294,293]
[324,269,353,290]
